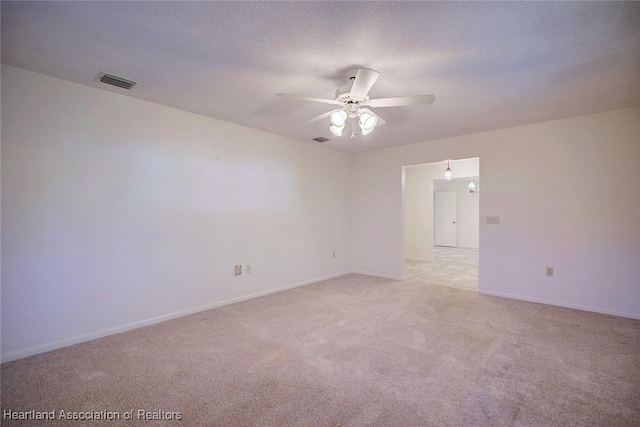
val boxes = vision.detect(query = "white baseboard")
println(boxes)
[1,271,351,363]
[479,290,640,320]
[352,270,403,281]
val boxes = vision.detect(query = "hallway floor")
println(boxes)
[405,246,479,291]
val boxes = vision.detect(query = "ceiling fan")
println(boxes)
[276,68,435,138]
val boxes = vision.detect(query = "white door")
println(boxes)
[434,191,457,247]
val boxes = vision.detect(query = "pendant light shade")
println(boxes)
[444,161,453,181]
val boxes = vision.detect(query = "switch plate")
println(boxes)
[546,267,554,277]
[234,265,242,276]
[486,216,500,224]
[332,251,336,258]
[245,264,251,274]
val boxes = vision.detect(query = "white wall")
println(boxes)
[354,107,640,319]
[404,159,479,262]
[3,65,639,364]
[433,177,480,249]
[1,65,353,361]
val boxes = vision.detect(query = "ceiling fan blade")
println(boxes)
[369,94,436,108]
[304,109,343,124]
[349,69,380,99]
[359,108,386,126]
[276,93,340,105]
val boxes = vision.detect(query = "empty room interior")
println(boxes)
[1,2,639,426]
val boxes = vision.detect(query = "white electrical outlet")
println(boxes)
[245,264,251,274]
[486,216,500,225]
[234,265,242,276]
[546,267,554,277]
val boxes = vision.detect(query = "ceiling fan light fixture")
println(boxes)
[329,124,344,136]
[359,112,377,135]
[276,67,435,142]
[330,110,347,127]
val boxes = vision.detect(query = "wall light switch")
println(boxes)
[245,264,251,274]
[234,265,242,276]
[486,216,500,224]
[546,267,554,277]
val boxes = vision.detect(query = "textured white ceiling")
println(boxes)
[2,2,639,153]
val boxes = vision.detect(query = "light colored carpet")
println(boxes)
[406,246,479,291]
[2,273,639,426]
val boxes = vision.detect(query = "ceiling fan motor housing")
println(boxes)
[335,85,368,105]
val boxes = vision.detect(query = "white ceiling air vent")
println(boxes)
[96,72,137,90]
[312,137,330,143]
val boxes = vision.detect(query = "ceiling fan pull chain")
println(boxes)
[351,117,357,139]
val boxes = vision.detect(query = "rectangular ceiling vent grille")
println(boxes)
[97,72,137,90]
[313,137,330,143]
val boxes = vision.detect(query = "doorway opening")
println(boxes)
[403,158,480,291]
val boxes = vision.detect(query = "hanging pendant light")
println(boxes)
[444,161,453,181]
